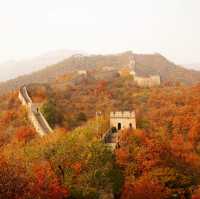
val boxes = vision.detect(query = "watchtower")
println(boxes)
[110,111,136,130]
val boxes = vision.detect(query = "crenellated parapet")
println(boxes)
[110,111,136,130]
[110,111,136,119]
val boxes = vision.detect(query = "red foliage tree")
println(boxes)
[170,133,200,168]
[192,195,200,199]
[121,176,170,199]
[31,161,69,199]
[71,162,82,175]
[15,126,36,143]
[0,111,16,126]
[116,148,129,167]
[0,156,29,199]
[188,122,200,147]
[136,138,168,173]
[192,187,200,199]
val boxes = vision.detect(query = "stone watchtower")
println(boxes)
[110,111,136,131]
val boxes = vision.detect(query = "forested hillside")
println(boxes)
[134,53,200,84]
[1,51,200,95]
[1,71,200,198]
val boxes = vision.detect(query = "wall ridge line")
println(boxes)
[18,86,53,136]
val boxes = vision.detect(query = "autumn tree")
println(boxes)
[121,176,170,199]
[41,100,62,127]
[0,156,29,199]
[31,161,69,199]
[15,126,36,143]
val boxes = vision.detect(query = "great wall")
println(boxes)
[18,85,133,150]
[103,111,137,150]
[18,86,53,136]
[18,86,137,149]
[17,54,143,142]
[118,54,161,87]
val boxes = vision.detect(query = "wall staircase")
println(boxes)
[102,128,120,151]
[19,86,53,136]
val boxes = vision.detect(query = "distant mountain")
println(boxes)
[1,51,200,96]
[183,63,200,71]
[0,49,83,82]
[133,53,200,84]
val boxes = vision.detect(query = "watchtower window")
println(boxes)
[118,123,121,130]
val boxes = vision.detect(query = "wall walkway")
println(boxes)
[18,86,53,136]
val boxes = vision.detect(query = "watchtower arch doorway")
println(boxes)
[118,123,121,130]
[110,111,136,131]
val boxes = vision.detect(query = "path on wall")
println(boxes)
[21,86,32,104]
[19,86,53,136]
[102,128,121,151]
[36,111,52,133]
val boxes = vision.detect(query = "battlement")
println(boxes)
[110,111,135,118]
[110,111,136,130]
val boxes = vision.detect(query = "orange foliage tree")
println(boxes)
[15,126,36,143]
[0,111,16,126]
[0,156,29,199]
[121,176,170,199]
[31,161,69,199]
[192,187,200,199]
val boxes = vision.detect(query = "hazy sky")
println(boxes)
[0,0,200,64]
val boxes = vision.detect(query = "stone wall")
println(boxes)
[18,90,27,106]
[19,86,32,105]
[27,105,47,136]
[110,111,136,130]
[128,54,161,88]
[18,86,53,136]
[77,70,88,75]
[134,75,161,87]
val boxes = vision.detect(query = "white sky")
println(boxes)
[0,0,199,64]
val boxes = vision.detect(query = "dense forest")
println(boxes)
[1,67,200,199]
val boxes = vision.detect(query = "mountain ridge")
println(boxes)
[183,63,200,71]
[0,49,83,82]
[0,51,200,96]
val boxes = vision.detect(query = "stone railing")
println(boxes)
[18,86,53,136]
